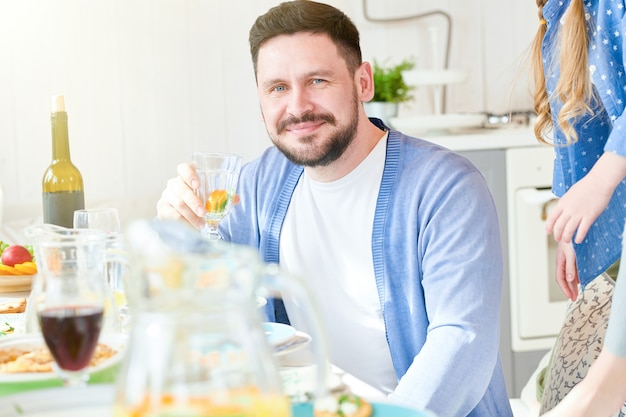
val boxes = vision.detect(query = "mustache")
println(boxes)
[277,112,336,134]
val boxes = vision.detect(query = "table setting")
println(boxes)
[0,221,129,396]
[0,156,433,417]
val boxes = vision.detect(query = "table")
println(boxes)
[0,384,431,417]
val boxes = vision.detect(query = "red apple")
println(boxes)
[1,245,33,267]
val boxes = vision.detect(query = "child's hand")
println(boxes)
[546,175,612,244]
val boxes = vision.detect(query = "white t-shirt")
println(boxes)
[279,133,397,393]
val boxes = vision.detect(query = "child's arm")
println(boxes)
[546,152,626,243]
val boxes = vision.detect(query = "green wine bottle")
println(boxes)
[42,95,85,228]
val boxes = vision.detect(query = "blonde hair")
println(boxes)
[530,0,593,144]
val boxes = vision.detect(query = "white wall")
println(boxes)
[0,0,537,224]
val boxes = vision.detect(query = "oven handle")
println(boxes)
[541,197,559,221]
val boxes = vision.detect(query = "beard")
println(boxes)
[267,90,360,167]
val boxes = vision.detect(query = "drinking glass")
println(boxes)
[192,152,242,240]
[33,227,107,387]
[73,208,121,233]
[74,208,128,332]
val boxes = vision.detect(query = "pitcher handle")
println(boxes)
[261,263,330,402]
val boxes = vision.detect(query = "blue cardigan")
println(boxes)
[221,122,512,417]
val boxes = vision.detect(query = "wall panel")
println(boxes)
[0,0,537,222]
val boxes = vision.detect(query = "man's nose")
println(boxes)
[286,86,314,117]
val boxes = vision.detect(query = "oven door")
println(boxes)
[510,187,568,351]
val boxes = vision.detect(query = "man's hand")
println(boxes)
[156,162,206,229]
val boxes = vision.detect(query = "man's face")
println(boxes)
[255,32,360,167]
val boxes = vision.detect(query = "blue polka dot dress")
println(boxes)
[542,0,626,287]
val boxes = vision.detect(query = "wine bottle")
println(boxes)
[42,95,85,228]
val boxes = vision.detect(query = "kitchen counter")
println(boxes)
[416,126,547,152]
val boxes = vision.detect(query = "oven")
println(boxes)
[506,146,568,352]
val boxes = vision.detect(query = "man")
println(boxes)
[157,1,512,416]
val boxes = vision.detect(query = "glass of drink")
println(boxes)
[73,208,121,233]
[74,208,129,332]
[30,226,108,387]
[192,152,242,241]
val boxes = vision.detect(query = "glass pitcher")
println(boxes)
[113,220,329,417]
[22,224,118,334]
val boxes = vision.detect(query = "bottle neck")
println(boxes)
[51,111,71,161]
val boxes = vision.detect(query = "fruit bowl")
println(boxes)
[0,260,37,293]
[0,274,34,293]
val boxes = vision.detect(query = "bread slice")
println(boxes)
[0,298,26,314]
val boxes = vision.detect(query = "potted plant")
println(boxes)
[365,58,415,125]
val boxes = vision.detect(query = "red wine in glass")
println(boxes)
[38,306,104,371]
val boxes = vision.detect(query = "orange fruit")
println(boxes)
[206,189,229,214]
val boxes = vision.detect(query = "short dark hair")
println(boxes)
[249,0,362,77]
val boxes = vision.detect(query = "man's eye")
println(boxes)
[312,79,325,85]
[273,85,286,92]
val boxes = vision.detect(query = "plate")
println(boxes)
[0,274,34,293]
[279,364,347,403]
[0,385,435,417]
[0,296,28,335]
[275,331,312,357]
[263,322,296,346]
[390,113,486,135]
[0,332,127,396]
[293,402,436,417]
[0,313,24,335]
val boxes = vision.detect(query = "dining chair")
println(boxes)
[538,273,626,416]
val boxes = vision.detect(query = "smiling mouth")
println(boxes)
[277,113,336,135]
[286,121,325,134]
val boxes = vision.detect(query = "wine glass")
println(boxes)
[192,152,242,240]
[35,228,107,387]
[73,208,128,332]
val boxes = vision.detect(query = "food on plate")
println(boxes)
[314,393,373,417]
[0,322,15,336]
[0,298,26,314]
[0,242,37,275]
[0,342,117,373]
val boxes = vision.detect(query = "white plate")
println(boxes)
[391,113,486,135]
[0,296,28,334]
[262,322,296,346]
[274,331,312,357]
[279,364,346,402]
[0,332,126,389]
[0,313,24,335]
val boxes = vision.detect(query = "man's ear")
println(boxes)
[357,62,375,102]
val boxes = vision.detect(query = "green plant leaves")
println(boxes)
[371,58,415,103]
